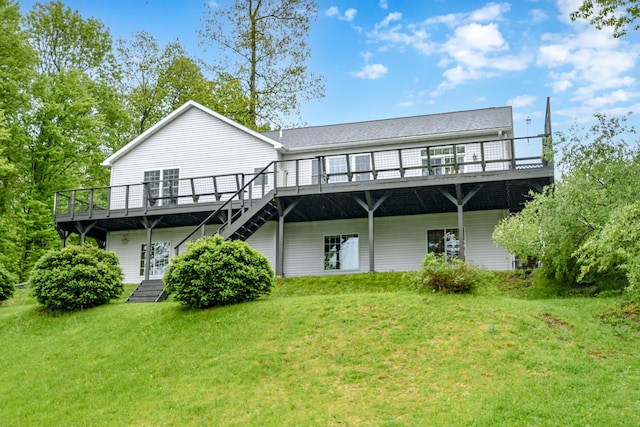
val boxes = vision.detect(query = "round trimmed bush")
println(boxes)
[164,235,274,309]
[0,263,17,303]
[29,245,124,311]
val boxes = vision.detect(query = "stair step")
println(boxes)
[126,280,167,303]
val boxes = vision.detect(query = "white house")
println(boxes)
[53,99,554,299]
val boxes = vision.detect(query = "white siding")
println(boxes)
[106,210,509,282]
[108,107,279,209]
[282,210,510,277]
[283,218,370,277]
[106,223,277,284]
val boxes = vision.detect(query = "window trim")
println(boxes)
[140,241,172,277]
[142,167,181,206]
[421,146,465,176]
[323,233,360,271]
[426,227,463,260]
[253,166,269,187]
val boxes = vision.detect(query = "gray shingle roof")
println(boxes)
[262,106,513,150]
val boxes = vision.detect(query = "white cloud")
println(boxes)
[529,9,547,23]
[343,8,358,22]
[555,0,587,25]
[351,64,389,79]
[537,27,639,100]
[378,12,402,29]
[325,6,357,22]
[468,2,510,22]
[325,6,339,17]
[423,2,510,27]
[361,51,373,62]
[368,13,434,55]
[508,95,537,108]
[379,0,388,9]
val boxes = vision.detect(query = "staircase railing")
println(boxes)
[173,161,277,255]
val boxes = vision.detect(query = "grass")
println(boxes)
[1,273,639,426]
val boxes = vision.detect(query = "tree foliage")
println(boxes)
[164,235,274,309]
[0,1,130,279]
[0,261,17,303]
[576,202,640,301]
[493,114,640,290]
[29,245,124,311]
[200,0,325,129]
[117,31,252,133]
[572,0,640,37]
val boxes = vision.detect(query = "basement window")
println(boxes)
[140,241,171,276]
[324,234,359,270]
[427,228,461,260]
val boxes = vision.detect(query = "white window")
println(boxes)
[324,234,359,270]
[353,154,371,181]
[327,157,348,183]
[326,154,371,183]
[140,241,171,276]
[143,168,179,206]
[253,167,269,187]
[427,228,461,260]
[421,146,465,175]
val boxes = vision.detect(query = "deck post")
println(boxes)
[437,185,483,262]
[354,192,389,273]
[275,198,300,277]
[455,185,466,261]
[142,217,162,281]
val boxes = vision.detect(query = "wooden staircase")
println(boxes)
[220,195,278,241]
[126,279,168,303]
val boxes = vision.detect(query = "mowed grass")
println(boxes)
[1,273,639,426]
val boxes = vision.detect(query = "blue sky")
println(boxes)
[19,0,640,138]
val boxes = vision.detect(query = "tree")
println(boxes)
[493,114,640,287]
[0,0,36,277]
[576,201,640,301]
[1,1,129,279]
[118,31,252,133]
[572,0,640,37]
[200,0,325,129]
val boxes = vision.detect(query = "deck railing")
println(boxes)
[54,135,550,219]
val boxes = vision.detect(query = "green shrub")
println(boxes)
[29,245,124,311]
[0,263,17,303]
[410,252,484,294]
[164,235,274,309]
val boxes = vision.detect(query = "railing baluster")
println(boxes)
[397,149,404,177]
[70,190,76,220]
[125,185,129,216]
[106,187,111,217]
[89,189,94,218]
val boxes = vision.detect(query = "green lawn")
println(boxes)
[1,273,639,426]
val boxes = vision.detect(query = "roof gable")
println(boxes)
[263,106,512,150]
[102,100,281,167]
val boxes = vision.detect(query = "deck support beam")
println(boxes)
[56,227,71,249]
[74,221,96,246]
[437,185,482,261]
[354,191,389,273]
[275,198,300,277]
